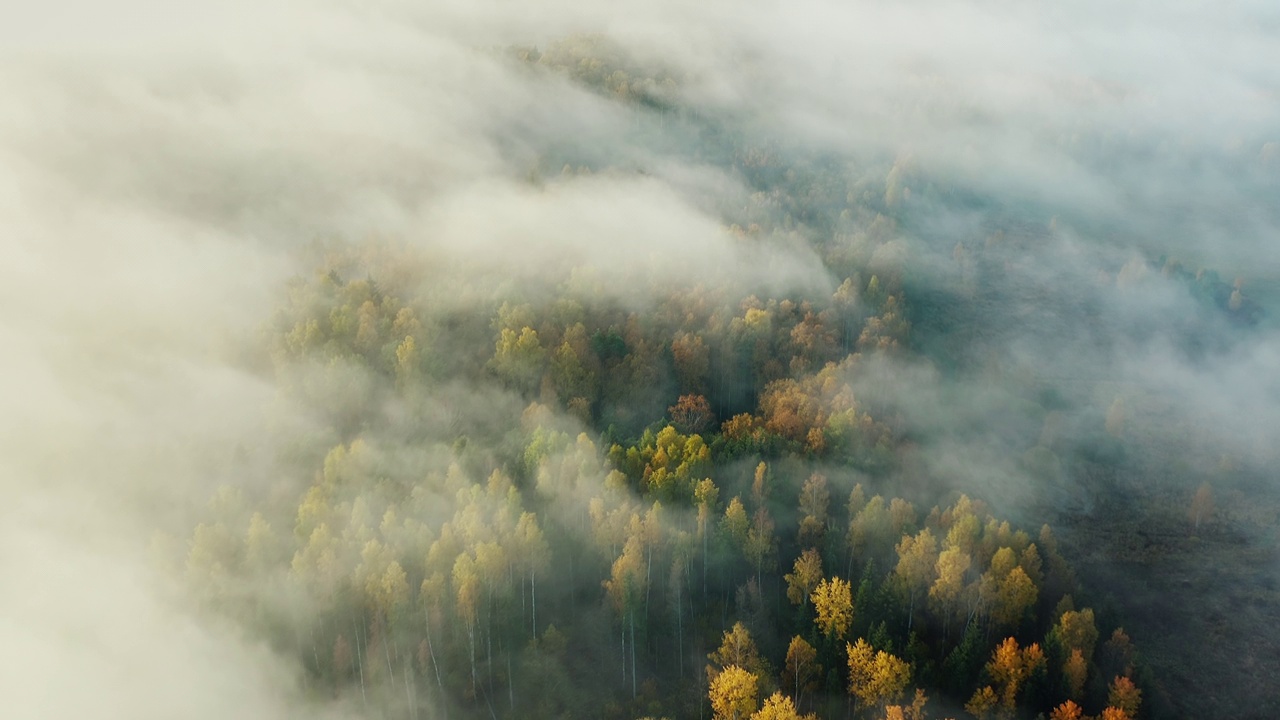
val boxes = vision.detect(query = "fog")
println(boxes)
[2,0,1277,718]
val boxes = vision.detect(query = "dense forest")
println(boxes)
[140,35,1275,720]
[6,5,1279,720]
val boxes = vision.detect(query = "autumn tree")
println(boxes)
[983,547,1038,631]
[723,497,750,552]
[1051,606,1098,662]
[604,533,647,696]
[672,331,711,394]
[892,528,938,632]
[710,665,760,720]
[782,636,820,707]
[1062,649,1087,700]
[1108,676,1142,717]
[883,689,928,720]
[785,549,823,610]
[453,552,481,693]
[1100,628,1136,680]
[981,637,1046,715]
[846,638,911,713]
[812,577,854,639]
[708,622,769,685]
[796,473,830,549]
[745,505,779,589]
[929,544,971,635]
[695,478,720,595]
[491,326,547,394]
[1049,700,1084,720]
[964,685,999,720]
[670,393,715,435]
[752,691,816,720]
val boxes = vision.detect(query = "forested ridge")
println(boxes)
[146,35,1278,720]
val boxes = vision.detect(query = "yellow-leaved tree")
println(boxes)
[972,637,1046,715]
[1049,699,1084,720]
[846,638,911,712]
[751,691,816,720]
[710,665,760,720]
[811,577,853,639]
[783,636,820,707]
[785,549,824,609]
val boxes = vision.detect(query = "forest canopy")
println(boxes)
[4,4,1279,720]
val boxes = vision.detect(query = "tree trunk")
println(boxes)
[383,617,397,689]
[404,657,417,720]
[424,607,447,720]
[469,622,478,696]
[645,546,653,617]
[351,613,368,710]
[507,649,514,712]
[702,525,709,599]
[676,582,683,679]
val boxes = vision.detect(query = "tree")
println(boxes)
[812,577,853,639]
[848,496,891,567]
[1100,628,1136,680]
[846,638,911,712]
[604,533,647,697]
[491,326,546,394]
[1063,649,1087,700]
[1190,482,1214,532]
[243,512,277,575]
[708,622,768,684]
[892,528,937,633]
[1108,676,1142,717]
[964,686,998,720]
[709,665,760,720]
[797,473,830,550]
[1053,608,1099,663]
[333,634,353,682]
[695,478,720,595]
[986,637,1046,713]
[550,335,597,406]
[883,689,928,720]
[670,394,715,435]
[929,544,971,634]
[453,552,481,692]
[514,511,550,636]
[395,335,419,387]
[1049,700,1084,720]
[745,506,779,589]
[990,565,1037,631]
[785,549,823,609]
[782,636,820,707]
[723,497,750,551]
[672,332,710,393]
[751,691,815,720]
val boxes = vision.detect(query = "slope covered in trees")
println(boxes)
[149,32,1277,720]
